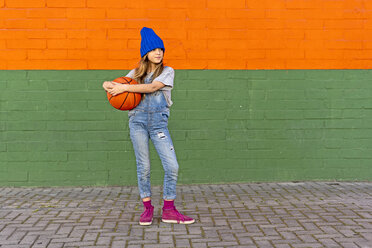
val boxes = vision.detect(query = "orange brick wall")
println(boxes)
[0,0,371,70]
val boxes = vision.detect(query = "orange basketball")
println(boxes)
[107,77,142,111]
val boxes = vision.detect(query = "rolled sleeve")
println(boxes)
[125,69,135,79]
[153,67,174,90]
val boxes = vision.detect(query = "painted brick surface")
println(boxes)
[1,69,372,186]
[1,0,372,69]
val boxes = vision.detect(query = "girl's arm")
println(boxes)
[107,81,165,96]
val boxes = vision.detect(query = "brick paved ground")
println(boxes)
[0,182,371,248]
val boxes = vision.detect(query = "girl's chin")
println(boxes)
[152,60,163,64]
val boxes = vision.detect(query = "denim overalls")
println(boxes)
[128,73,178,200]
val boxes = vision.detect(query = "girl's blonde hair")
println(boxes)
[133,53,164,84]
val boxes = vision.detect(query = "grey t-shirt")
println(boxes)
[125,66,175,107]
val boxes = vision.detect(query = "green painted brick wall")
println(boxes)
[0,70,372,186]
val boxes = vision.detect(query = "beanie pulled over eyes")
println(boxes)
[140,27,165,58]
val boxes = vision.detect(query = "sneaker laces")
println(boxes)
[141,206,153,217]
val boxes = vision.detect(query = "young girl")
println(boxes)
[102,27,195,226]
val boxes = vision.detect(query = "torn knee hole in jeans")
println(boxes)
[157,132,174,150]
[157,132,166,139]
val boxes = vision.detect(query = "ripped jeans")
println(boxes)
[128,107,179,200]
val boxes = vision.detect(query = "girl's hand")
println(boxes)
[102,81,115,91]
[107,84,128,96]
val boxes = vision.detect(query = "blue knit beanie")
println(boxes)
[140,27,165,58]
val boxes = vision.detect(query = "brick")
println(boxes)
[207,0,245,8]
[28,50,68,60]
[126,0,166,9]
[87,39,126,50]
[29,152,67,162]
[47,39,86,49]
[106,9,146,19]
[6,121,46,131]
[46,0,85,7]
[0,169,28,182]
[7,39,46,49]
[6,0,45,7]
[5,19,45,29]
[29,170,108,182]
[86,20,126,29]
[46,19,86,29]
[0,32,26,46]
[27,8,66,18]
[68,151,107,161]
[66,8,105,18]
[86,0,126,8]
[6,142,46,152]
[0,50,24,61]
[27,30,66,39]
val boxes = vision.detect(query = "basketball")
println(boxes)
[107,77,142,111]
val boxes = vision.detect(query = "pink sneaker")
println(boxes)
[162,207,195,224]
[139,206,154,226]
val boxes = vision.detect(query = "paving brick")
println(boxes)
[19,234,38,245]
[190,242,208,248]
[44,243,63,248]
[126,245,141,248]
[274,245,292,248]
[111,240,126,248]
